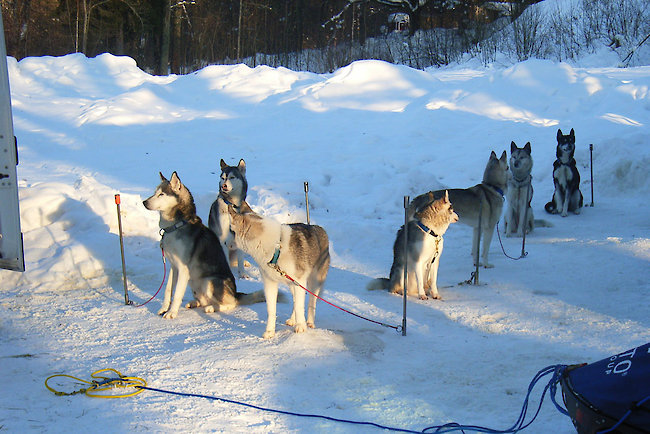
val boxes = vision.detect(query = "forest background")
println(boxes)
[3,0,649,75]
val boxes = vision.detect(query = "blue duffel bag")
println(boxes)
[560,342,650,434]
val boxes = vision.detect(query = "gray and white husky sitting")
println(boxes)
[227,205,330,339]
[409,150,508,268]
[208,159,250,278]
[545,128,583,217]
[367,191,458,300]
[143,172,263,319]
[504,141,534,237]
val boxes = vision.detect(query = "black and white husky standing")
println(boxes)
[545,128,583,216]
[367,191,458,300]
[504,141,534,237]
[143,172,263,319]
[208,159,249,278]
[227,206,330,339]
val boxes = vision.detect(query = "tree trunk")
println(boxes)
[160,0,171,75]
[82,0,88,54]
[237,0,243,62]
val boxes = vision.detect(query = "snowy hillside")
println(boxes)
[0,51,649,433]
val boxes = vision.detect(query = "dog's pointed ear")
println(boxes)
[500,150,507,162]
[524,142,531,154]
[238,159,246,176]
[170,171,182,191]
[557,129,563,140]
[510,141,517,153]
[490,150,497,159]
[443,190,450,203]
[220,159,228,170]
[569,128,575,142]
[159,172,167,182]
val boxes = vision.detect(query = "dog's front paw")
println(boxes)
[285,318,296,327]
[162,310,177,319]
[204,305,215,313]
[157,307,169,316]
[418,294,428,300]
[294,323,307,333]
[186,300,200,309]
[307,321,315,329]
[262,330,275,339]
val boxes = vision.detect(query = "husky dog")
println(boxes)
[143,172,263,319]
[208,159,249,278]
[504,141,534,237]
[367,191,458,300]
[227,206,330,339]
[409,150,508,268]
[545,128,583,216]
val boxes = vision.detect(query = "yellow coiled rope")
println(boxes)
[45,368,146,398]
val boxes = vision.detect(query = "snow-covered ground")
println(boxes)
[1,48,649,433]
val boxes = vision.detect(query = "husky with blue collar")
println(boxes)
[143,171,263,319]
[368,191,458,300]
[409,150,508,268]
[226,205,330,339]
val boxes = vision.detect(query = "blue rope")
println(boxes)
[136,364,569,433]
[597,394,650,434]
[137,385,423,433]
[422,365,568,433]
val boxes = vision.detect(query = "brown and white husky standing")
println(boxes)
[227,205,330,339]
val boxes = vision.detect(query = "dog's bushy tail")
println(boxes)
[236,290,265,305]
[533,218,554,228]
[544,201,557,214]
[235,290,288,304]
[366,278,390,291]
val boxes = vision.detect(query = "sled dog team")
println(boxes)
[143,128,584,338]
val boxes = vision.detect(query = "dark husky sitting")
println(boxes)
[143,171,263,319]
[208,159,250,278]
[545,128,583,216]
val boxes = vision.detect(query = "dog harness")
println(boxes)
[511,174,532,189]
[268,232,283,270]
[159,220,187,237]
[268,246,281,266]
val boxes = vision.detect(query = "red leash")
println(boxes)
[271,265,401,332]
[131,248,166,307]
